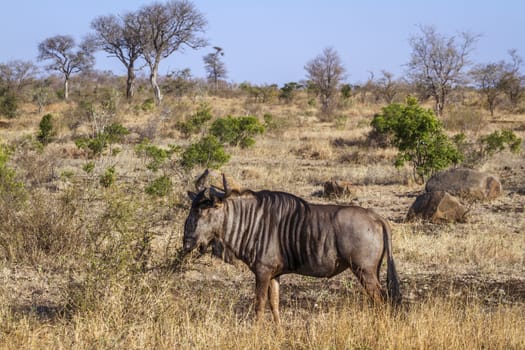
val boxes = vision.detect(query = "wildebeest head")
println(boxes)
[183,174,231,254]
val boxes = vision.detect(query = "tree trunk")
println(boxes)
[64,76,69,101]
[435,90,445,116]
[126,65,136,101]
[150,67,162,106]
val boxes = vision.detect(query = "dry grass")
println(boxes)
[1,275,523,349]
[0,93,524,349]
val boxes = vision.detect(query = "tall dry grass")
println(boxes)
[1,276,524,349]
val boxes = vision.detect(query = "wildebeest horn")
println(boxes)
[195,168,210,191]
[222,173,231,197]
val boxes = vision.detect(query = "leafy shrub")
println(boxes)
[82,161,95,174]
[181,135,230,170]
[279,82,302,103]
[0,142,26,204]
[175,102,213,138]
[37,114,54,145]
[135,139,181,172]
[370,96,462,182]
[0,94,18,118]
[479,129,522,158]
[141,98,155,112]
[75,123,129,157]
[210,115,265,148]
[104,123,130,144]
[99,166,116,188]
[145,175,172,197]
[75,136,104,157]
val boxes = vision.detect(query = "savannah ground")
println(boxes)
[0,89,524,349]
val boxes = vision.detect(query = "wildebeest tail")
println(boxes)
[382,218,402,305]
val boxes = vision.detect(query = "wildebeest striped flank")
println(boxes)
[183,175,401,323]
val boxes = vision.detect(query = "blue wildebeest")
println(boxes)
[183,175,401,323]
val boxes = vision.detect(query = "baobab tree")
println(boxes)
[37,35,95,100]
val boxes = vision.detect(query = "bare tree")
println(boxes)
[203,46,227,92]
[37,35,95,100]
[500,49,524,107]
[376,70,400,104]
[135,0,207,105]
[407,25,478,116]
[90,12,143,101]
[304,47,346,118]
[470,62,506,116]
[0,60,39,93]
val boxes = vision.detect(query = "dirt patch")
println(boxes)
[400,273,525,306]
[0,266,69,320]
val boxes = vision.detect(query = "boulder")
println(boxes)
[407,191,467,223]
[323,180,353,197]
[426,168,502,201]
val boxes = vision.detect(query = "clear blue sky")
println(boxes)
[0,0,523,85]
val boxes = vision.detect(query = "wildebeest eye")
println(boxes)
[199,199,214,208]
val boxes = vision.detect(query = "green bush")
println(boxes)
[370,96,462,182]
[0,142,26,204]
[175,103,213,138]
[181,135,230,170]
[82,161,95,174]
[135,139,181,172]
[145,175,172,197]
[104,123,130,144]
[75,123,129,157]
[210,115,265,148]
[0,94,18,118]
[141,98,155,112]
[99,166,116,188]
[37,114,55,145]
[479,129,522,158]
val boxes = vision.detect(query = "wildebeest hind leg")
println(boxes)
[353,268,384,304]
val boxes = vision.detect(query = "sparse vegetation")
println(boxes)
[75,122,129,157]
[175,102,213,138]
[0,6,523,348]
[0,88,523,349]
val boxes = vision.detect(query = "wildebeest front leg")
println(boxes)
[254,266,273,322]
[268,277,281,324]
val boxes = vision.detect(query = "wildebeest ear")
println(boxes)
[188,191,198,201]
